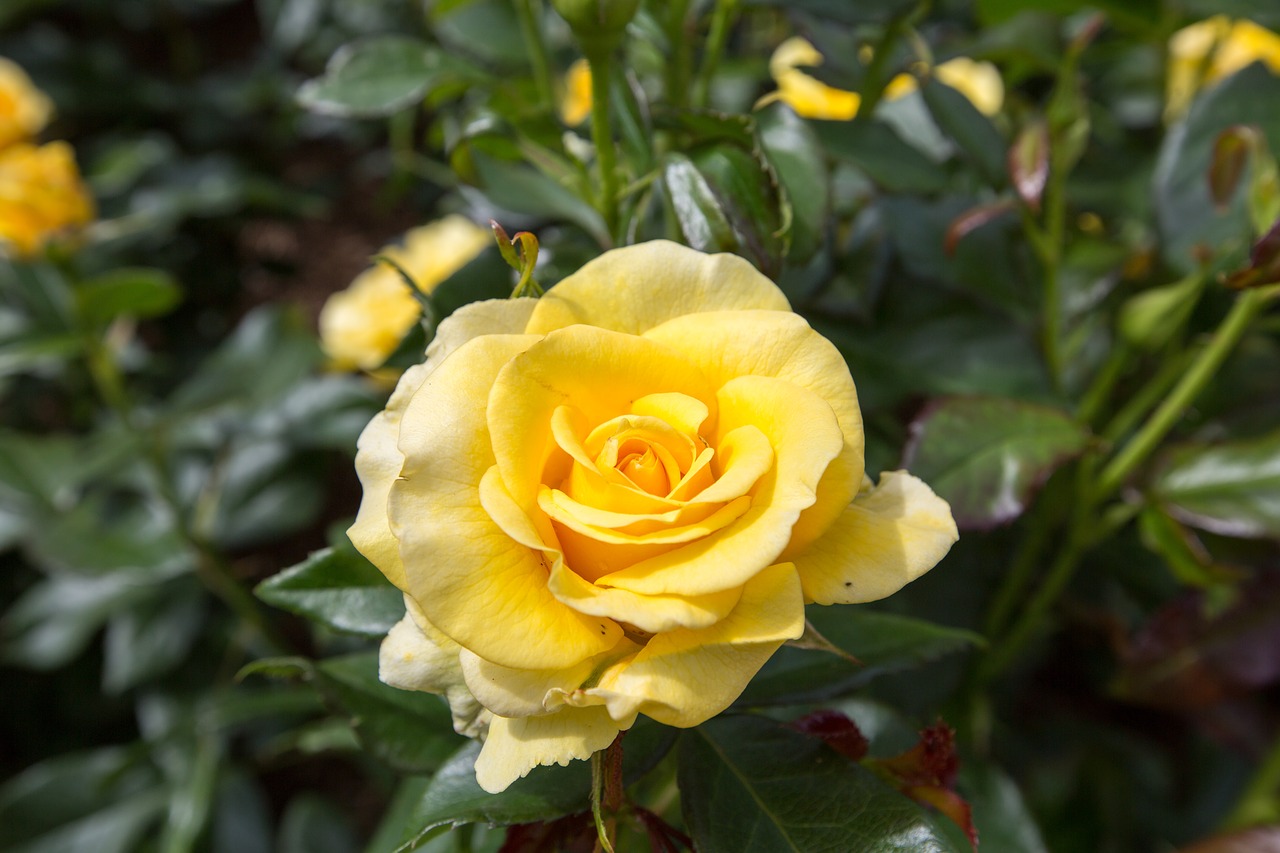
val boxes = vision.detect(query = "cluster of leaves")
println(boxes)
[4,0,1280,851]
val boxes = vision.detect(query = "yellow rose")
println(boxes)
[560,58,593,126]
[352,241,958,792]
[762,37,1004,119]
[318,215,490,373]
[0,141,94,259]
[1166,16,1280,119]
[0,58,54,150]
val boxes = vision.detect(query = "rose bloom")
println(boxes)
[0,141,94,259]
[353,242,958,792]
[1166,16,1280,119]
[319,215,489,373]
[0,58,54,150]
[761,37,1004,120]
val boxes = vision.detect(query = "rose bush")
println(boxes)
[351,241,958,792]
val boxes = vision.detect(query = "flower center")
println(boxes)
[617,444,670,496]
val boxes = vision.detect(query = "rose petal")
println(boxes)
[349,298,538,591]
[644,309,864,556]
[458,647,605,719]
[392,334,623,670]
[474,705,630,793]
[582,562,805,727]
[794,470,959,605]
[525,241,791,336]
[380,601,490,738]
[599,374,844,597]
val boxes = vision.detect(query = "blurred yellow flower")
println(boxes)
[1167,16,1280,119]
[762,37,1003,119]
[319,215,490,373]
[0,58,54,150]
[560,58,593,126]
[0,141,94,258]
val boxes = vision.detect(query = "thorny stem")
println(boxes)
[591,734,625,853]
[665,0,693,110]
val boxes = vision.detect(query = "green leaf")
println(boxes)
[256,543,402,638]
[663,153,738,254]
[680,715,968,853]
[1151,429,1280,539]
[1155,65,1280,274]
[75,268,181,325]
[977,0,1160,29]
[903,396,1091,529]
[277,794,360,853]
[758,103,829,263]
[467,150,608,246]
[0,331,82,378]
[957,762,1049,853]
[102,580,205,694]
[428,246,516,321]
[812,120,949,194]
[738,606,982,707]
[921,78,1007,187]
[399,718,676,849]
[314,653,464,774]
[298,37,453,118]
[691,144,786,276]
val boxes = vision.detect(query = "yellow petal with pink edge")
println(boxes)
[644,309,864,557]
[488,325,716,507]
[599,374,844,597]
[474,705,631,793]
[793,470,958,605]
[391,334,622,671]
[348,298,538,591]
[586,563,804,727]
[524,240,791,336]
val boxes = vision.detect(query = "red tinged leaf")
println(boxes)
[789,709,870,761]
[877,722,959,788]
[906,785,978,851]
[1224,216,1280,289]
[500,814,596,853]
[944,199,1017,256]
[634,808,694,852]
[1009,121,1050,212]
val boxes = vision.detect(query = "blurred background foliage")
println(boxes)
[1,0,1279,851]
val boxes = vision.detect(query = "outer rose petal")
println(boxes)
[349,298,537,591]
[474,705,629,794]
[524,240,791,336]
[643,310,864,555]
[585,562,805,727]
[380,601,490,738]
[391,334,623,670]
[793,470,959,605]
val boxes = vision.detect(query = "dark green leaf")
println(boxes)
[298,37,458,119]
[738,606,982,707]
[210,772,273,853]
[278,795,360,853]
[977,0,1160,29]
[75,268,181,325]
[256,544,402,638]
[957,762,1049,853]
[314,652,464,774]
[103,580,205,693]
[468,151,608,246]
[680,715,968,853]
[813,119,949,194]
[921,79,1007,187]
[428,246,516,320]
[691,144,786,275]
[758,103,829,263]
[663,153,738,254]
[1151,429,1280,539]
[206,440,326,550]
[903,396,1090,529]
[1155,65,1280,274]
[0,332,82,378]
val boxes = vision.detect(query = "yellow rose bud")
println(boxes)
[560,58,593,126]
[352,241,958,792]
[761,37,1003,120]
[318,215,489,373]
[0,141,94,259]
[0,58,54,150]
[1166,16,1280,120]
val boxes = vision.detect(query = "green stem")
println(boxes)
[982,498,1060,639]
[586,45,620,244]
[1223,725,1280,830]
[693,0,739,109]
[1040,154,1068,392]
[855,16,908,121]
[1101,345,1196,444]
[1076,341,1131,427]
[665,0,693,110]
[590,743,618,853]
[515,0,556,109]
[1095,288,1271,500]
